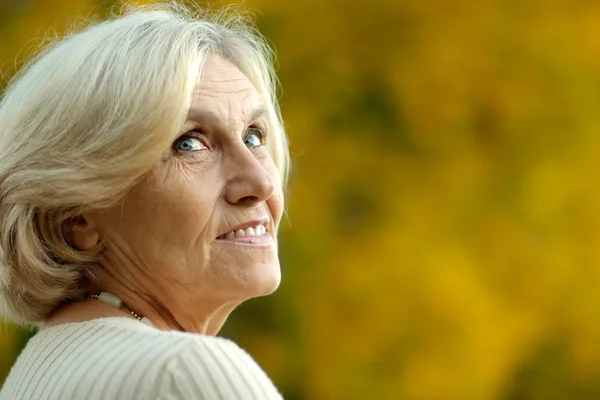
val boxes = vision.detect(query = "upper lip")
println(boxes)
[218,217,270,238]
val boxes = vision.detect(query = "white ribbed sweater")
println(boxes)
[0,317,283,399]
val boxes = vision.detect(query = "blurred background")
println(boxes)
[2,0,600,399]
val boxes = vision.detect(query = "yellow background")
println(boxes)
[2,0,600,399]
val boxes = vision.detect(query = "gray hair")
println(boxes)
[0,2,289,325]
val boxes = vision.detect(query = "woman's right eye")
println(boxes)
[174,136,207,152]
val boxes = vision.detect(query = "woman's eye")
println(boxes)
[244,128,264,148]
[175,136,206,152]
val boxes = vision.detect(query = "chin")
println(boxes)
[250,262,281,298]
[210,244,282,300]
[236,260,281,300]
[261,268,281,296]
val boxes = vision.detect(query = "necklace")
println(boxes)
[91,291,156,328]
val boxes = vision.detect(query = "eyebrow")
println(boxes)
[248,107,268,123]
[185,105,268,126]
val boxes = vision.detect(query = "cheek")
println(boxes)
[106,166,218,257]
[269,183,284,231]
[264,159,285,229]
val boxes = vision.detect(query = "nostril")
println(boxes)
[235,195,261,206]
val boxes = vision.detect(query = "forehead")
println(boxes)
[188,56,264,118]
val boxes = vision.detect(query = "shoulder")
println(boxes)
[86,319,283,399]
[1,318,194,400]
[157,334,283,399]
[2,318,282,400]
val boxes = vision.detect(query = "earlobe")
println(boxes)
[68,216,100,251]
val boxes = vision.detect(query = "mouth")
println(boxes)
[216,218,273,245]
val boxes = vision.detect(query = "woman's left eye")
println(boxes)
[244,128,264,148]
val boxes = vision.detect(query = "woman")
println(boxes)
[0,3,288,399]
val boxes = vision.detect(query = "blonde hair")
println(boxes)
[0,2,289,325]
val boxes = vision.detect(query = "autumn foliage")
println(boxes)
[2,1,600,399]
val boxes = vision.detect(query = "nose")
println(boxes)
[224,145,275,206]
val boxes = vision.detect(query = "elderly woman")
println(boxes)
[0,3,288,399]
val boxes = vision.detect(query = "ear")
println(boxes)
[67,215,100,251]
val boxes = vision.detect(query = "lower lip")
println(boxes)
[216,233,274,246]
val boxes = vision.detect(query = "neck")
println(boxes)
[91,264,243,334]
[90,284,240,334]
[138,294,239,334]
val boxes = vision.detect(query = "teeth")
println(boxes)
[221,224,267,239]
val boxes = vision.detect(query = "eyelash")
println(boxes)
[172,126,267,152]
[172,130,207,152]
[246,127,266,145]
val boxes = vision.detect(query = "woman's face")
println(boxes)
[87,56,284,310]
